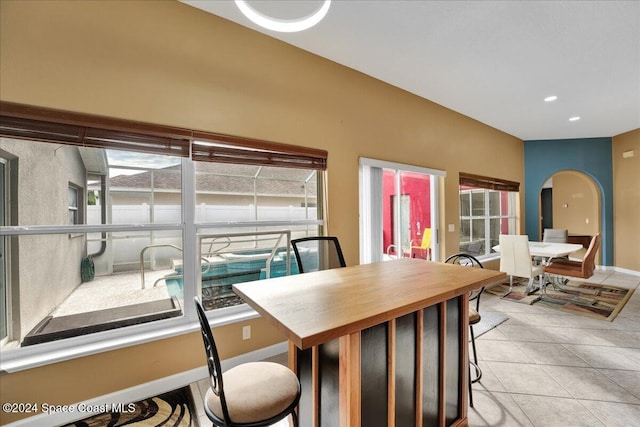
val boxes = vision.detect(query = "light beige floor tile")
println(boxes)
[475,339,535,363]
[497,325,557,343]
[609,316,640,331]
[485,361,570,397]
[510,394,605,427]
[477,326,510,341]
[563,344,640,370]
[581,271,612,285]
[579,400,640,427]
[545,313,615,330]
[540,326,640,347]
[467,390,534,427]
[615,347,640,368]
[472,361,507,392]
[602,272,640,286]
[598,369,640,400]
[484,299,549,314]
[541,365,640,403]
[515,342,590,367]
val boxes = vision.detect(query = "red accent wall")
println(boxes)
[383,170,431,254]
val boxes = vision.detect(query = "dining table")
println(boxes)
[492,241,584,264]
[233,258,505,427]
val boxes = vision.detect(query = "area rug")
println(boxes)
[63,386,198,427]
[486,279,634,322]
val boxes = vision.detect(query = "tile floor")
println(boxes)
[469,269,640,427]
[192,269,640,427]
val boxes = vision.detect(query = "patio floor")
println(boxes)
[52,268,178,317]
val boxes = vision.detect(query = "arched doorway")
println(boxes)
[539,170,601,261]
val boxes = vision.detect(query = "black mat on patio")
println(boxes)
[22,297,182,346]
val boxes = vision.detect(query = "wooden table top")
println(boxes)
[233,258,505,349]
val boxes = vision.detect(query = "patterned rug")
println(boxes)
[486,279,634,321]
[63,386,198,427]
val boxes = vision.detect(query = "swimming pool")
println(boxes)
[165,249,300,308]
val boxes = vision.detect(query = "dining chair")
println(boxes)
[543,233,601,301]
[444,252,484,408]
[194,297,301,427]
[291,236,346,273]
[499,234,545,295]
[535,228,569,265]
[543,228,568,243]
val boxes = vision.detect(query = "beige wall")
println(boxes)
[0,1,524,423]
[552,171,601,236]
[0,139,87,341]
[551,170,601,262]
[612,129,640,271]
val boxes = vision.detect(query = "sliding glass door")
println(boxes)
[359,158,445,264]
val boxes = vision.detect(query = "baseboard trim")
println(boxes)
[7,341,288,427]
[598,265,640,277]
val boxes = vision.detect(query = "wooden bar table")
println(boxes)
[233,258,505,427]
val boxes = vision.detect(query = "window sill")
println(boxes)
[0,305,260,374]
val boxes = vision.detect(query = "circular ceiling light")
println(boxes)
[234,0,331,33]
[569,116,581,122]
[544,95,558,102]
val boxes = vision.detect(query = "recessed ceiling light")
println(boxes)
[569,116,581,122]
[234,0,331,33]
[544,95,558,102]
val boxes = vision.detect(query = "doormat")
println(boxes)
[62,386,198,427]
[486,279,634,322]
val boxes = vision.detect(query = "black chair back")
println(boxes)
[194,296,231,424]
[291,236,346,273]
[445,253,485,309]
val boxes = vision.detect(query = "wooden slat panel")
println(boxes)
[415,310,424,427]
[439,302,447,427]
[423,305,441,427]
[319,340,340,427]
[395,313,417,427]
[296,346,315,427]
[460,293,470,422]
[388,319,396,427]
[312,346,320,427]
[339,332,361,427]
[361,323,389,426]
[445,297,462,425]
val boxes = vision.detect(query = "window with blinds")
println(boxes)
[0,102,327,353]
[459,172,519,257]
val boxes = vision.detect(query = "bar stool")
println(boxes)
[445,253,484,408]
[194,297,301,426]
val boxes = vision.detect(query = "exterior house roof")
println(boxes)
[107,163,318,198]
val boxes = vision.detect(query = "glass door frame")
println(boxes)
[359,157,445,264]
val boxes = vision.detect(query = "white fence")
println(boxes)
[87,204,318,274]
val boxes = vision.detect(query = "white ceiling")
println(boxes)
[182,0,640,141]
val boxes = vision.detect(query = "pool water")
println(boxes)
[165,250,300,307]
